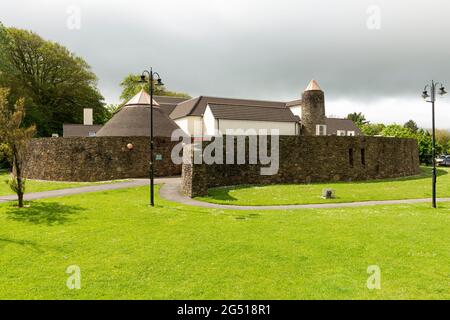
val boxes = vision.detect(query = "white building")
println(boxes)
[169,79,360,137]
[89,80,361,139]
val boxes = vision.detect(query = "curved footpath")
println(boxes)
[1,177,449,210]
[158,178,450,210]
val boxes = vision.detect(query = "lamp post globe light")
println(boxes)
[422,80,447,208]
[139,68,164,206]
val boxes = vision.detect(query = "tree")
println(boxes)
[119,73,190,103]
[380,124,416,138]
[416,129,434,165]
[360,123,385,136]
[435,129,450,148]
[102,103,121,122]
[403,120,418,133]
[380,125,444,164]
[0,24,109,136]
[0,88,36,207]
[0,143,11,169]
[347,112,368,127]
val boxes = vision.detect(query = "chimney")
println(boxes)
[83,108,93,125]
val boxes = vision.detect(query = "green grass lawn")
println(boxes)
[196,166,450,206]
[0,171,126,196]
[0,185,449,299]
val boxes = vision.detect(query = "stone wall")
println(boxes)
[182,135,420,197]
[24,136,181,181]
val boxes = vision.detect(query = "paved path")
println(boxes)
[158,179,450,210]
[0,177,177,203]
[1,177,449,210]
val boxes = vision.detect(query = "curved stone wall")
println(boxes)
[181,136,420,197]
[24,136,181,181]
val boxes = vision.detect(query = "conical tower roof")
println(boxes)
[304,79,322,91]
[96,89,180,137]
[124,89,160,106]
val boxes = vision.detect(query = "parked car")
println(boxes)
[436,155,450,166]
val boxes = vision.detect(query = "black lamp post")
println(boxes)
[422,80,447,208]
[139,68,163,206]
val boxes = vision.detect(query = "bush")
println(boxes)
[378,125,444,165]
[0,143,11,169]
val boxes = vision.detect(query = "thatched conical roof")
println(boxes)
[96,89,181,137]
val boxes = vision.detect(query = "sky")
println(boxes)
[1,0,450,129]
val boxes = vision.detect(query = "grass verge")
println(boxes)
[0,185,449,299]
[196,167,450,206]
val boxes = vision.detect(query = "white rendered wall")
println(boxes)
[289,105,302,118]
[174,116,204,137]
[203,106,217,136]
[176,113,298,136]
[217,119,297,135]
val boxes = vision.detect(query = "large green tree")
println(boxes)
[435,129,450,148]
[380,124,416,138]
[403,120,419,133]
[360,123,385,136]
[346,112,368,127]
[0,23,108,136]
[119,73,190,103]
[379,124,444,164]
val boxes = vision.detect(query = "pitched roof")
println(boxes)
[286,99,302,107]
[325,118,361,135]
[153,95,190,105]
[305,79,322,91]
[170,96,287,120]
[153,95,190,115]
[208,104,298,122]
[63,124,103,137]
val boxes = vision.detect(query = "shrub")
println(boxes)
[0,143,12,169]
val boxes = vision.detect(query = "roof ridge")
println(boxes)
[203,95,286,104]
[209,103,288,109]
[189,96,203,115]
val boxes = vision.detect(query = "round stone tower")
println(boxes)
[301,79,326,136]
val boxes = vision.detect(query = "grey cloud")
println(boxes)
[1,0,450,112]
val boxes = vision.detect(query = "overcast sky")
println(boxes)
[1,0,450,128]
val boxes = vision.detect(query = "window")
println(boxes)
[316,124,327,136]
[337,130,346,136]
[349,148,354,167]
[361,148,366,166]
[347,131,355,136]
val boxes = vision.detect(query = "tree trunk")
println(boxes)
[17,177,24,208]
[13,151,24,208]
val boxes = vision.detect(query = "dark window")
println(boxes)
[349,148,354,167]
[361,148,366,166]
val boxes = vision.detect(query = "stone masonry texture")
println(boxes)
[181,135,420,197]
[24,137,181,181]
[301,90,326,136]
